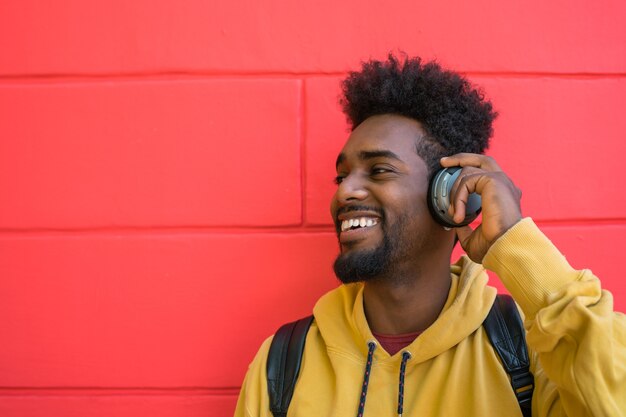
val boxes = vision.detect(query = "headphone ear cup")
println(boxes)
[428,167,481,227]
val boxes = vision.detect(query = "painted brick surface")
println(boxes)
[1,0,625,75]
[304,77,348,225]
[0,393,238,417]
[0,233,338,387]
[1,227,623,390]
[0,80,301,228]
[305,76,626,224]
[2,0,625,415]
[478,76,626,221]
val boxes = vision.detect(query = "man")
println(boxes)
[235,55,626,416]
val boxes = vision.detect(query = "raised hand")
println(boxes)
[440,154,523,263]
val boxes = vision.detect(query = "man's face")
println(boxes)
[331,114,442,284]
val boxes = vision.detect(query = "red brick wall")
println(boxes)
[1,1,625,415]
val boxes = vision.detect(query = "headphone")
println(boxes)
[427,167,481,228]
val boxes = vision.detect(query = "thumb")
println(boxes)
[455,225,474,251]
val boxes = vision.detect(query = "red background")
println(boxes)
[1,1,625,415]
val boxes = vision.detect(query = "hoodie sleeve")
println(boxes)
[483,218,626,417]
[234,337,273,417]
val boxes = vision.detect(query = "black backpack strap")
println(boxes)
[483,294,534,417]
[266,315,314,417]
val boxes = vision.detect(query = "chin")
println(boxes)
[333,241,392,284]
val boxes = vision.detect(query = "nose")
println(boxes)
[333,173,368,204]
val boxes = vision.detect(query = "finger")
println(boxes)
[440,153,501,172]
[455,225,474,251]
[448,166,481,210]
[451,172,487,223]
[453,185,468,224]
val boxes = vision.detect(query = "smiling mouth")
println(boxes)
[340,217,379,232]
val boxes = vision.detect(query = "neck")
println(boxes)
[362,253,452,335]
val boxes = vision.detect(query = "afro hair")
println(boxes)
[340,54,497,176]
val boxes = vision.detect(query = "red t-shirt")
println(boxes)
[372,330,422,356]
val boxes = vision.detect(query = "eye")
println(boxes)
[371,166,395,177]
[334,175,345,185]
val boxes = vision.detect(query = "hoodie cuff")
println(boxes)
[482,218,581,319]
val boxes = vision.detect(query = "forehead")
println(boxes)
[338,114,427,166]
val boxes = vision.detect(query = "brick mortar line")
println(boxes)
[0,226,337,236]
[0,71,625,84]
[0,388,240,397]
[298,78,307,226]
[0,219,625,238]
[0,72,344,83]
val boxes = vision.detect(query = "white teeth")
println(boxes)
[340,217,378,232]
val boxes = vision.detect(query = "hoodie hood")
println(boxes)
[313,255,497,366]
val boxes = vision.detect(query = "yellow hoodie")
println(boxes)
[235,219,626,416]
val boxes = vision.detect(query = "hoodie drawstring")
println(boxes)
[397,351,412,417]
[356,341,377,417]
[356,343,412,417]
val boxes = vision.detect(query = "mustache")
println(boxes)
[335,205,384,218]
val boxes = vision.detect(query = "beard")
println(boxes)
[333,216,407,284]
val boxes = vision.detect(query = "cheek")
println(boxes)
[330,194,343,230]
[395,193,435,232]
[392,189,429,215]
[329,194,338,217]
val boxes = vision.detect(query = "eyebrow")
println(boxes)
[335,149,404,168]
